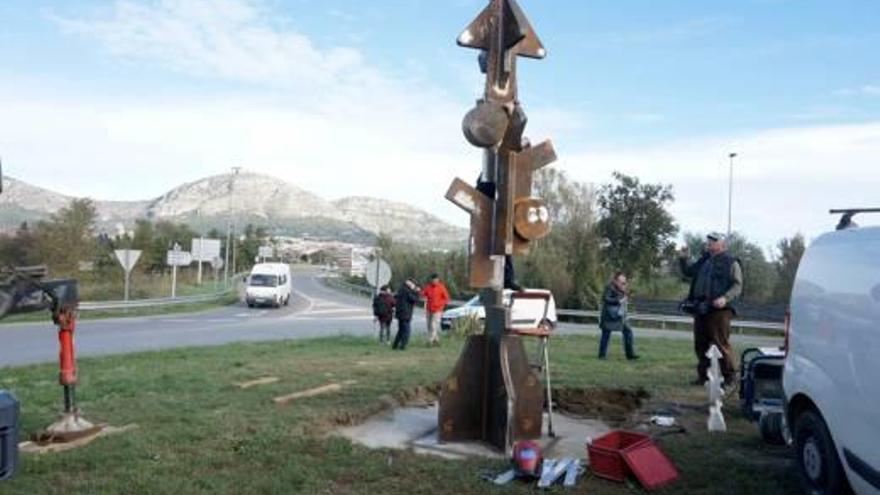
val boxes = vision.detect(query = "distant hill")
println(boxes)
[0,172,466,247]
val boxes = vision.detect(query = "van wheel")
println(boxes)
[284,295,290,306]
[793,409,851,495]
[759,412,785,445]
[538,319,554,332]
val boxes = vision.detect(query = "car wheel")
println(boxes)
[759,412,785,445]
[247,302,254,308]
[793,409,851,495]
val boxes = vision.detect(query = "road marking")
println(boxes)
[302,308,368,315]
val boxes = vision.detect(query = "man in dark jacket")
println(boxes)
[599,271,638,360]
[392,279,421,351]
[679,232,743,386]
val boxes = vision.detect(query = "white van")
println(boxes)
[441,289,557,331]
[784,220,880,495]
[245,263,292,308]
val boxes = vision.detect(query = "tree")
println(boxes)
[520,168,603,308]
[772,234,806,303]
[597,172,678,281]
[34,198,98,276]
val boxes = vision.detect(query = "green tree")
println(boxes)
[772,234,806,303]
[597,172,678,281]
[34,198,98,276]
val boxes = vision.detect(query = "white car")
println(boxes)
[245,263,292,308]
[784,221,880,495]
[441,289,557,331]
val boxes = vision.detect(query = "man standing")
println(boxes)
[679,233,743,386]
[372,285,396,345]
[392,279,420,351]
[421,273,450,346]
[598,271,638,360]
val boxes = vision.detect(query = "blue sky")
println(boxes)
[2,0,880,250]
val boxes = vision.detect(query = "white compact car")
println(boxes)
[441,289,557,331]
[245,263,292,308]
[784,220,880,495]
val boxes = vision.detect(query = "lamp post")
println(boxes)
[727,152,737,238]
[224,166,241,286]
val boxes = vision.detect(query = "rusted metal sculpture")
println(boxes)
[439,0,556,452]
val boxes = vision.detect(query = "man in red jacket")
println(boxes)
[421,273,450,347]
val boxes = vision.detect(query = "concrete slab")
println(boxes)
[336,403,610,461]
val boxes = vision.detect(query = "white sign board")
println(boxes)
[258,246,274,258]
[191,239,222,262]
[167,250,193,266]
[114,250,142,273]
[364,258,392,288]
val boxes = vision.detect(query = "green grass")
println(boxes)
[0,334,799,494]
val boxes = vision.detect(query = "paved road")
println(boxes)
[0,269,782,368]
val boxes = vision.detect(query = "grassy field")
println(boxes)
[0,334,799,494]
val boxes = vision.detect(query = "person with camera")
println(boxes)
[678,233,743,387]
[392,279,421,351]
[598,271,639,360]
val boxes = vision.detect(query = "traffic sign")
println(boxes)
[364,258,392,288]
[167,250,193,266]
[114,250,142,273]
[191,239,222,262]
[211,256,224,270]
[258,246,274,259]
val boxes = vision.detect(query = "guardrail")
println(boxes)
[323,277,784,335]
[78,275,245,312]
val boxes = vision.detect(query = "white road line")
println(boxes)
[302,308,368,315]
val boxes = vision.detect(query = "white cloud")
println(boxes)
[561,123,880,249]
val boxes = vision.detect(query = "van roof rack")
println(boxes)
[830,208,880,231]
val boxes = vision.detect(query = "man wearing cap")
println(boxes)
[678,233,743,386]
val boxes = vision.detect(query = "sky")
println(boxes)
[2,0,880,253]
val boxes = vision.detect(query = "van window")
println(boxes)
[250,274,279,287]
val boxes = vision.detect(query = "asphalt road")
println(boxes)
[0,269,782,368]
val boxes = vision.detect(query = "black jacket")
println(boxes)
[395,284,420,321]
[599,282,626,332]
[679,251,739,314]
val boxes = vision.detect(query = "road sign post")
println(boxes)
[364,258,392,295]
[114,250,142,302]
[192,239,221,286]
[166,244,193,298]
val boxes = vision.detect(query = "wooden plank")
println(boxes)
[234,376,279,389]
[19,424,138,455]
[273,381,356,406]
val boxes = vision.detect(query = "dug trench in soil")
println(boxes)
[553,387,651,425]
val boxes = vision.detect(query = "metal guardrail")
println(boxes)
[78,275,245,312]
[324,277,784,335]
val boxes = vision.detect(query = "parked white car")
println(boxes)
[441,289,557,331]
[784,222,880,495]
[245,263,292,308]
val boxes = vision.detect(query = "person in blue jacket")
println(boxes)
[598,271,639,360]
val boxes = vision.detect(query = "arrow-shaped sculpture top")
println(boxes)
[457,0,546,103]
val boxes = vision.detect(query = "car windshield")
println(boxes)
[466,296,481,307]
[249,274,278,287]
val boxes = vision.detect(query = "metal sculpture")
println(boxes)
[439,0,556,452]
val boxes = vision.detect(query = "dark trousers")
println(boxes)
[393,319,412,350]
[378,320,392,343]
[599,324,636,359]
[694,309,735,383]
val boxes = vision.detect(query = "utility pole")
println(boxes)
[223,166,241,286]
[727,152,737,238]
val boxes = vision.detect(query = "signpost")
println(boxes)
[364,258,392,294]
[258,246,274,262]
[114,249,142,301]
[166,243,193,298]
[192,238,221,285]
[211,256,224,291]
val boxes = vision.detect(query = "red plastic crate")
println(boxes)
[587,430,651,482]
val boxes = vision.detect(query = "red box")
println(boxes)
[587,430,651,482]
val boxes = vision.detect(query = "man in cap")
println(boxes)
[678,232,743,386]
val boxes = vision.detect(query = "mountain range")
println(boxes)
[0,172,466,247]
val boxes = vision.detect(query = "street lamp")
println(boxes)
[727,152,737,238]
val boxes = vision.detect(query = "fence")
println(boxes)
[77,275,245,312]
[323,277,784,335]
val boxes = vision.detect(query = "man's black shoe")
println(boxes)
[627,355,640,361]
